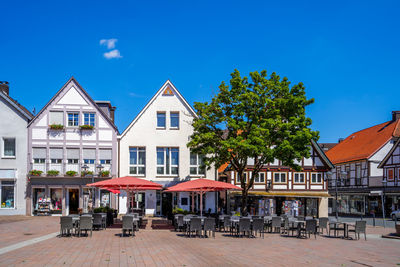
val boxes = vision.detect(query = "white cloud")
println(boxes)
[103,49,122,59]
[129,92,145,98]
[100,38,118,49]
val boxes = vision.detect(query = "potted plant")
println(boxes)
[65,170,77,177]
[100,170,110,177]
[81,170,94,177]
[49,124,64,130]
[79,124,94,130]
[29,170,43,176]
[47,170,59,176]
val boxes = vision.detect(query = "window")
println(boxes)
[49,111,64,125]
[157,147,178,175]
[189,153,205,176]
[157,112,166,128]
[34,158,45,164]
[255,172,265,183]
[170,112,179,128]
[293,172,305,183]
[83,113,95,126]
[236,172,248,183]
[1,181,15,208]
[67,112,79,126]
[3,138,16,157]
[274,172,286,183]
[66,149,79,165]
[311,173,323,184]
[387,168,394,181]
[129,147,145,175]
[67,159,78,164]
[181,197,188,206]
[84,159,95,164]
[51,159,62,164]
[356,165,362,185]
[100,159,111,165]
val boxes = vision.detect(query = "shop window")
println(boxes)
[33,188,46,211]
[50,188,62,214]
[1,181,15,208]
[100,190,110,207]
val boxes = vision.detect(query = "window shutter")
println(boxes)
[67,149,79,159]
[49,111,64,125]
[99,149,112,160]
[49,148,63,159]
[83,149,96,159]
[32,148,46,158]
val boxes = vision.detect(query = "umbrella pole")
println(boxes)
[200,190,203,217]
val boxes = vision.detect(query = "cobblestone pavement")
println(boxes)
[0,216,399,267]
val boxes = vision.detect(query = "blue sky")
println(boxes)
[1,0,399,142]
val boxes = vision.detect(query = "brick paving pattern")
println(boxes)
[0,216,399,266]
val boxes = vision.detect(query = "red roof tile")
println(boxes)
[326,120,400,164]
[218,162,230,173]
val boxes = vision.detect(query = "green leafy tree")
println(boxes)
[187,69,318,215]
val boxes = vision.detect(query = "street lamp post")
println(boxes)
[326,171,339,220]
[382,178,387,228]
[82,164,95,212]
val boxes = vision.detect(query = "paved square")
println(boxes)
[0,217,399,266]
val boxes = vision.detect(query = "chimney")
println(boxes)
[0,81,9,95]
[338,138,344,143]
[110,106,116,123]
[392,111,400,121]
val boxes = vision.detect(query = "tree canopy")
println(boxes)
[187,69,319,214]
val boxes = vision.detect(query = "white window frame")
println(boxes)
[0,180,16,209]
[67,112,79,127]
[254,172,265,183]
[156,112,166,129]
[273,172,286,184]
[311,172,323,184]
[83,113,96,127]
[189,153,205,177]
[156,147,179,176]
[170,112,179,129]
[2,138,16,158]
[293,172,305,184]
[236,172,248,184]
[129,147,146,176]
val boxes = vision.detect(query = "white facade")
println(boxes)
[0,90,33,215]
[119,80,216,215]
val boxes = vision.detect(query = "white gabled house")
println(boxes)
[119,80,217,216]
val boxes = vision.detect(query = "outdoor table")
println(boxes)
[329,221,346,238]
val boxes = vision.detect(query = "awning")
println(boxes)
[165,178,241,192]
[87,176,162,191]
[230,191,331,198]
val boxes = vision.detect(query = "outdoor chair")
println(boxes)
[271,217,282,233]
[282,217,297,237]
[122,215,135,237]
[188,218,202,238]
[203,218,216,238]
[318,217,329,235]
[176,215,185,232]
[238,218,251,238]
[347,221,367,240]
[78,216,93,237]
[93,214,103,230]
[60,216,74,237]
[223,216,231,233]
[99,213,107,229]
[299,219,317,239]
[252,218,264,238]
[305,216,314,220]
[297,216,305,221]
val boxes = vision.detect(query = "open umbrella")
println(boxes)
[88,176,162,213]
[165,179,241,216]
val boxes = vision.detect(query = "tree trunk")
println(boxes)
[241,188,248,216]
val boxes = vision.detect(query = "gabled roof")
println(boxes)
[120,80,197,138]
[311,139,335,169]
[326,120,400,164]
[27,77,118,132]
[0,91,33,121]
[378,138,400,168]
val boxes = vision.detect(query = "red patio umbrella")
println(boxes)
[165,179,241,216]
[88,176,162,212]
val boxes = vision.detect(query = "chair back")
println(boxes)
[80,216,93,230]
[305,216,313,220]
[239,218,251,232]
[319,217,329,228]
[133,213,139,219]
[355,220,366,233]
[190,218,202,231]
[224,216,231,227]
[177,215,184,227]
[204,218,215,231]
[60,216,73,229]
[305,219,317,233]
[272,217,281,228]
[297,216,305,221]
[93,213,103,225]
[252,218,264,231]
[122,215,134,229]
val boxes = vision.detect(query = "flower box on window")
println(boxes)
[47,170,60,176]
[79,125,94,130]
[100,170,110,177]
[66,170,77,177]
[81,171,94,177]
[49,124,64,130]
[29,170,43,176]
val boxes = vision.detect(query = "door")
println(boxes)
[161,192,172,219]
[68,189,79,214]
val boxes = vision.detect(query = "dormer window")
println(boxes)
[67,112,79,127]
[157,112,166,128]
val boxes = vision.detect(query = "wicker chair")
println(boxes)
[188,218,202,238]
[252,218,264,238]
[122,215,135,237]
[318,217,329,235]
[60,216,74,237]
[78,216,93,237]
[299,219,317,239]
[223,216,231,233]
[175,215,184,232]
[203,218,216,238]
[93,214,103,230]
[271,217,282,233]
[238,218,251,238]
[347,221,367,240]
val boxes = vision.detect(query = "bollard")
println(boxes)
[372,213,375,227]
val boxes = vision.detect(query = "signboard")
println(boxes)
[370,190,383,196]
